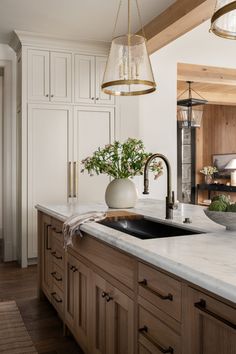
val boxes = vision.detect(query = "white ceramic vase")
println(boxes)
[105,178,138,209]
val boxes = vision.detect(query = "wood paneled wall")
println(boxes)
[196,104,236,201]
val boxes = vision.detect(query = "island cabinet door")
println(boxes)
[65,252,90,353]
[183,287,236,354]
[89,271,135,354]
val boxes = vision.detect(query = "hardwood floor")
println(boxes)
[0,262,83,354]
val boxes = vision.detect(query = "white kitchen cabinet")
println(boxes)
[28,49,72,103]
[74,106,115,202]
[27,104,73,258]
[74,54,114,105]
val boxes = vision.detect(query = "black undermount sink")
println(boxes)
[99,215,203,240]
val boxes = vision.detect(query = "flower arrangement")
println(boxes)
[200,166,218,176]
[81,138,163,179]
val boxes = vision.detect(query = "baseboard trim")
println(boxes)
[27,257,38,266]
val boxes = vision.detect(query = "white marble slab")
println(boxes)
[36,199,236,304]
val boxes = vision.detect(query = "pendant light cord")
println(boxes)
[136,0,146,38]
[112,0,123,39]
[112,0,146,39]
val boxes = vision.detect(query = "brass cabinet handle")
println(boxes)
[45,94,49,97]
[73,161,78,198]
[51,251,62,260]
[139,326,174,353]
[69,265,78,272]
[101,291,112,302]
[96,97,99,100]
[68,161,73,198]
[138,279,173,301]
[51,292,62,303]
[195,299,236,330]
[45,224,52,250]
[51,94,54,98]
[51,271,62,282]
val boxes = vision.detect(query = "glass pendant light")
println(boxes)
[211,0,236,39]
[101,0,156,96]
[177,81,208,128]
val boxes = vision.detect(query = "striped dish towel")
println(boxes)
[63,211,107,248]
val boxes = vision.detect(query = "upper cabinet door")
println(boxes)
[28,49,50,102]
[74,54,95,104]
[73,106,115,203]
[95,56,114,105]
[50,52,72,103]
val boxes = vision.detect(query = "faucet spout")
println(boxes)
[143,153,177,219]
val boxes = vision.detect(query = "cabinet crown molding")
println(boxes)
[9,30,110,55]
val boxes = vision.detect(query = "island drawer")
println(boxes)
[138,262,181,321]
[72,234,136,290]
[51,262,64,291]
[51,238,64,269]
[51,283,64,318]
[138,306,181,354]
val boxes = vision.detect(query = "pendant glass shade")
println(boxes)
[102,34,156,96]
[177,82,208,129]
[177,104,205,128]
[211,0,236,39]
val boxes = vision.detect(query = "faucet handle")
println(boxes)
[171,191,179,210]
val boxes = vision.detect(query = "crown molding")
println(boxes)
[9,30,110,55]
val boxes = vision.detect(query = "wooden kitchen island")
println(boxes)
[37,200,236,354]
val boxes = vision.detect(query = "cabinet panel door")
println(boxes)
[74,260,90,353]
[74,106,115,202]
[183,287,236,354]
[27,104,73,258]
[74,54,95,104]
[65,253,77,329]
[95,56,114,105]
[90,272,108,354]
[50,52,72,102]
[107,284,134,354]
[28,49,49,102]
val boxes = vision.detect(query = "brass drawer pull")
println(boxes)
[138,279,173,301]
[51,251,62,260]
[139,326,174,353]
[102,291,107,298]
[194,299,236,330]
[51,271,62,282]
[51,292,62,303]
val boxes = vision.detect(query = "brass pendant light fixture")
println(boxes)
[177,81,208,128]
[210,0,236,39]
[101,0,156,96]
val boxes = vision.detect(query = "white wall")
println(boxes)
[139,20,236,200]
[0,73,2,239]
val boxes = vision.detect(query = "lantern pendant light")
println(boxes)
[177,81,208,128]
[101,0,156,96]
[210,0,236,39]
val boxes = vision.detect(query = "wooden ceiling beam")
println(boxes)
[139,0,216,54]
[178,63,236,86]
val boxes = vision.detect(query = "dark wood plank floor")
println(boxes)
[0,262,83,354]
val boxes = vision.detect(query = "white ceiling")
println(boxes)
[0,0,175,44]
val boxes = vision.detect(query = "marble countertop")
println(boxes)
[36,199,236,304]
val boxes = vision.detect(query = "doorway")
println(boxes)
[177,62,236,205]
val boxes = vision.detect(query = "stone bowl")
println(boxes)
[204,209,236,231]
